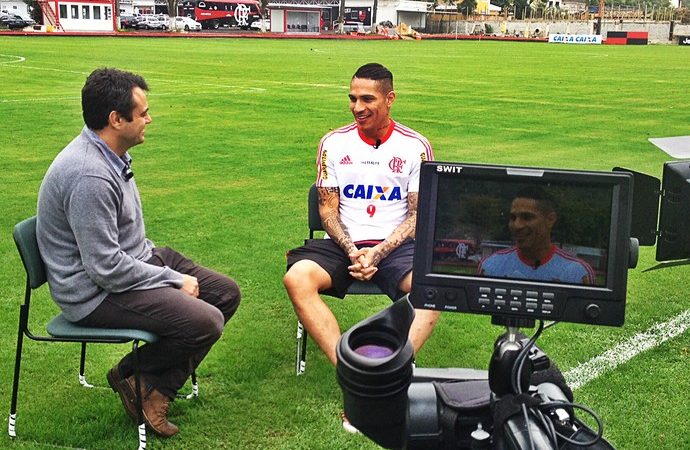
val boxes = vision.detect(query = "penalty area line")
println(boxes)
[565,308,690,391]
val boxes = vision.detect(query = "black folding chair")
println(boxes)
[295,185,385,375]
[10,216,197,449]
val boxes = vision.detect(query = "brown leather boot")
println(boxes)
[141,387,179,438]
[106,365,138,420]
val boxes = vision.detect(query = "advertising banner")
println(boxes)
[679,36,690,46]
[549,34,602,44]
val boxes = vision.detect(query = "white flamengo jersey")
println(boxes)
[315,120,434,243]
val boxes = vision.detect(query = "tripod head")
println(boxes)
[489,316,534,396]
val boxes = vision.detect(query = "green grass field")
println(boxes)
[0,36,689,449]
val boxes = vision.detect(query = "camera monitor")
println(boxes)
[410,162,635,326]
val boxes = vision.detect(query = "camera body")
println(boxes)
[336,298,613,450]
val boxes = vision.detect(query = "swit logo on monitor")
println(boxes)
[436,165,462,174]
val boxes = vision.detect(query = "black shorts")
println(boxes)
[286,239,414,300]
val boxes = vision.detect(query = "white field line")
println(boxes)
[565,309,690,390]
[0,90,257,103]
[0,54,26,64]
[1,55,344,92]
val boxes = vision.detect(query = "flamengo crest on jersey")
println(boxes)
[315,121,433,242]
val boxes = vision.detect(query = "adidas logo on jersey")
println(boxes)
[339,155,353,165]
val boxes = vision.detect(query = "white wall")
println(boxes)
[53,1,115,31]
[375,0,429,26]
[0,0,31,19]
[270,8,284,32]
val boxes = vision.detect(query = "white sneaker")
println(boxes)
[341,411,360,434]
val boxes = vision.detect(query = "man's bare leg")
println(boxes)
[398,272,440,354]
[284,260,341,365]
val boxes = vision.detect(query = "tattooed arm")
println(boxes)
[317,187,357,256]
[354,192,418,269]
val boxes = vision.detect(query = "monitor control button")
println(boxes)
[424,288,437,300]
[585,304,601,319]
[445,291,458,302]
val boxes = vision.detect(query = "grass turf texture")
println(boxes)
[0,37,689,449]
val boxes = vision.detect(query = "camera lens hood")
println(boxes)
[336,298,416,449]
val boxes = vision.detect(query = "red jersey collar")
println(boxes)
[357,119,395,147]
[517,244,556,268]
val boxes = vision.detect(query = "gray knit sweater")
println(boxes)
[37,128,184,322]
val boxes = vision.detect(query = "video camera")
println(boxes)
[336,161,690,449]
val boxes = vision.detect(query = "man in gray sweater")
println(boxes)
[36,68,241,438]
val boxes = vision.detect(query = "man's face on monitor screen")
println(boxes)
[509,197,556,254]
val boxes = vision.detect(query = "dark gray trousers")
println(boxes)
[77,246,241,399]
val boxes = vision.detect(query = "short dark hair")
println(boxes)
[81,68,149,130]
[352,62,393,93]
[514,186,557,215]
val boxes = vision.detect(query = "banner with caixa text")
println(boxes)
[548,34,602,44]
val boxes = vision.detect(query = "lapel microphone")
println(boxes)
[123,165,134,181]
[373,139,381,149]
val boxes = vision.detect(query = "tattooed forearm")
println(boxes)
[373,192,418,264]
[317,187,357,254]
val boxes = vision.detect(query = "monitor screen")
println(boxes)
[432,176,610,286]
[411,162,634,326]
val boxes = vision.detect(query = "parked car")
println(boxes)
[173,16,201,31]
[0,13,32,29]
[21,15,35,27]
[249,18,270,30]
[135,16,167,30]
[119,15,139,29]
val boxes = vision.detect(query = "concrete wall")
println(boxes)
[428,19,690,44]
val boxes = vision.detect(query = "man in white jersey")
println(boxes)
[477,186,595,285]
[284,63,440,372]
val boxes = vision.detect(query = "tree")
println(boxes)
[23,0,42,23]
[492,0,511,17]
[435,0,456,33]
[514,0,529,18]
[166,0,180,27]
[459,0,477,16]
[338,0,344,33]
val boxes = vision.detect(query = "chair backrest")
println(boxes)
[13,216,47,290]
[308,183,324,237]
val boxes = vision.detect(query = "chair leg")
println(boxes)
[78,342,94,388]
[132,340,147,450]
[177,371,199,400]
[191,371,198,397]
[9,304,29,438]
[296,320,307,375]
